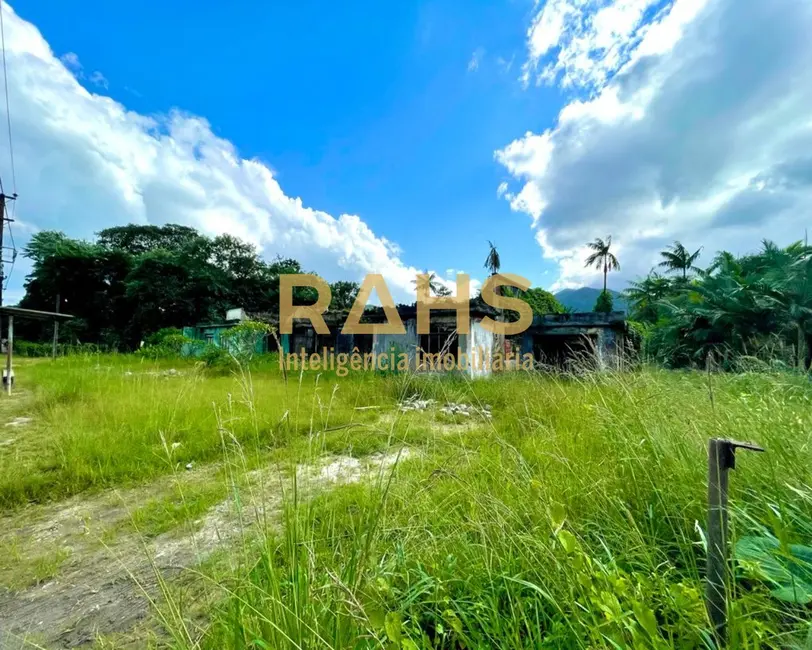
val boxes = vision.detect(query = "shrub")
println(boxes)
[594,290,614,313]
[220,320,273,365]
[199,343,235,370]
[137,332,194,359]
[145,327,184,347]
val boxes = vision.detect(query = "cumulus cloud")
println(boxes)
[0,3,450,304]
[499,0,812,289]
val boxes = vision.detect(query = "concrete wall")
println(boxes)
[596,327,624,370]
[372,318,418,370]
[465,318,495,378]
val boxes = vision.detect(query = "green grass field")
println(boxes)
[0,355,810,649]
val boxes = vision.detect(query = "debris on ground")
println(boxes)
[440,403,492,418]
[399,395,492,418]
[399,396,435,412]
[156,369,183,377]
[303,448,415,484]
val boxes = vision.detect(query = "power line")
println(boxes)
[0,0,16,195]
[0,0,17,305]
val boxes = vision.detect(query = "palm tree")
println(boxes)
[622,271,673,322]
[584,236,620,293]
[658,241,702,279]
[412,271,444,296]
[484,241,501,276]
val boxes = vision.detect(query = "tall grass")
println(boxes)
[186,368,812,649]
[0,354,393,508]
[3,355,811,647]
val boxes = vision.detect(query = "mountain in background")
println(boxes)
[554,287,628,314]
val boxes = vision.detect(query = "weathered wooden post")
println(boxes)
[706,438,764,645]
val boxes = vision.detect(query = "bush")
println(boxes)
[199,344,235,370]
[220,320,273,364]
[137,332,194,359]
[145,327,184,347]
[12,340,111,357]
[14,340,52,357]
[594,290,614,313]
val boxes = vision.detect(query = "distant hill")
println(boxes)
[554,287,628,314]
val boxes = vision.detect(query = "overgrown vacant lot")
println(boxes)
[0,356,810,649]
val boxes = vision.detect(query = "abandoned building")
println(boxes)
[520,311,627,370]
[184,305,628,376]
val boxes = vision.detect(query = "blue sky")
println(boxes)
[1,0,810,304]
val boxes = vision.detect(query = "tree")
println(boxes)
[412,271,445,296]
[623,272,674,323]
[330,281,361,311]
[594,290,614,313]
[484,241,501,276]
[643,240,811,369]
[584,236,620,292]
[658,241,702,279]
[97,224,199,255]
[18,225,308,349]
[519,287,565,315]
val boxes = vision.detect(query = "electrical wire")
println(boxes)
[0,0,16,195]
[0,0,18,294]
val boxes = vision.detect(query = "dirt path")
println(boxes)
[0,449,413,649]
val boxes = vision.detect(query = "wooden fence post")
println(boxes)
[706,438,764,645]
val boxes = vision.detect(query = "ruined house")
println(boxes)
[281,306,628,376]
[184,305,628,375]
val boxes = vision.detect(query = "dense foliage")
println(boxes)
[16,225,564,349]
[17,225,809,370]
[519,287,565,315]
[623,240,812,370]
[18,225,321,349]
[593,289,614,313]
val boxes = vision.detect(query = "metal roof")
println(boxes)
[0,306,74,321]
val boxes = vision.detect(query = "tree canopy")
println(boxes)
[17,224,315,348]
[624,240,812,370]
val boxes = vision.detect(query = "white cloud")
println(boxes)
[59,51,80,70]
[88,70,108,89]
[499,0,812,289]
[523,0,673,90]
[468,47,485,72]
[0,2,445,304]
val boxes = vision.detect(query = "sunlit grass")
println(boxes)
[195,368,812,649]
[2,355,811,648]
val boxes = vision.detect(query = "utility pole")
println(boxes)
[0,193,17,377]
[52,294,60,358]
[0,192,5,308]
[0,191,16,307]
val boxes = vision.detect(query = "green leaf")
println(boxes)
[557,529,580,555]
[385,612,403,644]
[549,503,566,531]
[632,602,660,639]
[442,609,464,636]
[734,536,812,604]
